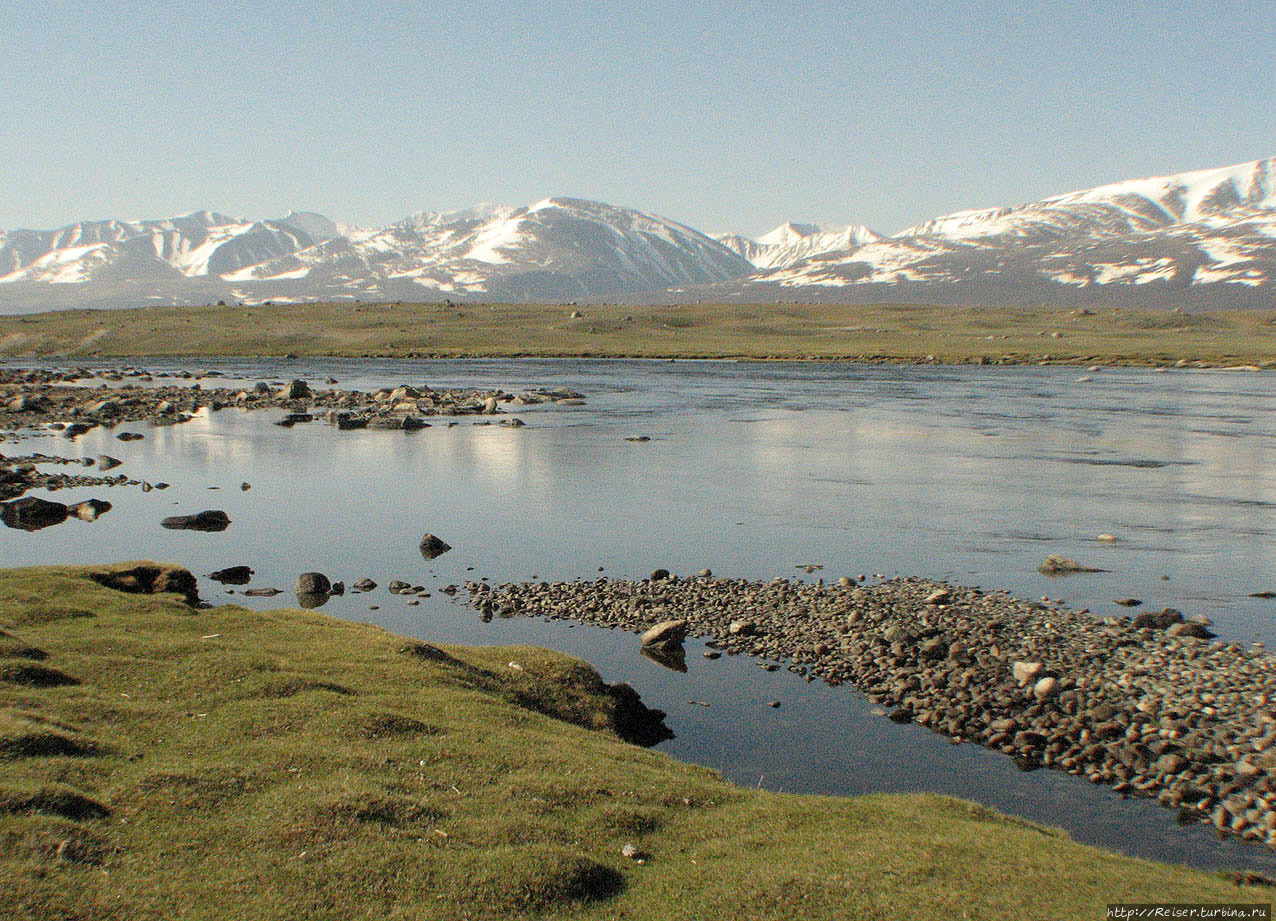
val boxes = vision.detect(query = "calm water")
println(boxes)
[5,357,1276,872]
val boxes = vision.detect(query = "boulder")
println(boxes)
[284,379,311,400]
[161,510,230,532]
[96,455,123,471]
[296,572,331,595]
[649,568,671,581]
[640,619,687,648]
[1037,555,1102,575]
[419,533,452,560]
[1,496,69,531]
[208,566,253,585]
[69,499,111,522]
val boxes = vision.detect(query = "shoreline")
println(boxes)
[478,573,1276,851]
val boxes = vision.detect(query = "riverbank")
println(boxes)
[480,573,1276,848]
[3,301,1276,366]
[0,564,1258,919]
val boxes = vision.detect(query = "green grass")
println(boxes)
[2,301,1276,365]
[0,563,1261,919]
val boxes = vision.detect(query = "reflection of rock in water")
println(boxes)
[1,496,69,531]
[295,592,329,609]
[419,533,452,560]
[641,643,687,673]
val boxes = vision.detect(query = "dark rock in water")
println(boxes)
[329,581,345,596]
[240,481,252,491]
[1250,591,1276,599]
[1114,598,1142,607]
[888,707,914,724]
[649,568,671,582]
[352,578,377,592]
[275,412,313,427]
[62,422,93,438]
[295,591,329,609]
[116,432,145,441]
[161,510,230,532]
[625,435,651,442]
[242,587,281,597]
[419,533,452,560]
[208,565,253,585]
[1037,554,1103,575]
[387,580,411,594]
[296,572,331,595]
[96,455,122,471]
[284,379,311,400]
[640,643,687,672]
[1,496,69,531]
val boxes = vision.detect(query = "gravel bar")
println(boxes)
[473,573,1276,848]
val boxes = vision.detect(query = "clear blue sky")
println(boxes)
[3,0,1273,236]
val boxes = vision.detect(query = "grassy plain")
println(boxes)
[1,301,1276,365]
[0,564,1258,920]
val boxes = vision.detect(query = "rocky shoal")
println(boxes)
[472,573,1276,848]
[0,367,583,437]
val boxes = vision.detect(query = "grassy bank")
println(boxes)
[0,564,1257,919]
[2,301,1276,366]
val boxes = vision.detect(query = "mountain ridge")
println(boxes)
[1,156,1273,312]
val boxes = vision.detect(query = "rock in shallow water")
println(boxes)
[419,533,452,560]
[161,510,230,532]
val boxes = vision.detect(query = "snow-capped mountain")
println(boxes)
[0,198,753,310]
[0,156,1273,312]
[716,222,881,269]
[733,157,1276,305]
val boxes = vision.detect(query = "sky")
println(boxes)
[3,0,1274,237]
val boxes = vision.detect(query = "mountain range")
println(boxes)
[1,157,1273,313]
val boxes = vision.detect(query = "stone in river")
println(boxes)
[161,510,230,532]
[1,496,69,531]
[208,566,253,585]
[419,533,452,560]
[69,499,111,522]
[1037,555,1102,575]
[640,619,687,648]
[296,572,331,595]
[1114,597,1142,607]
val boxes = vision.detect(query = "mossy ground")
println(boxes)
[0,563,1260,919]
[2,301,1276,366]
